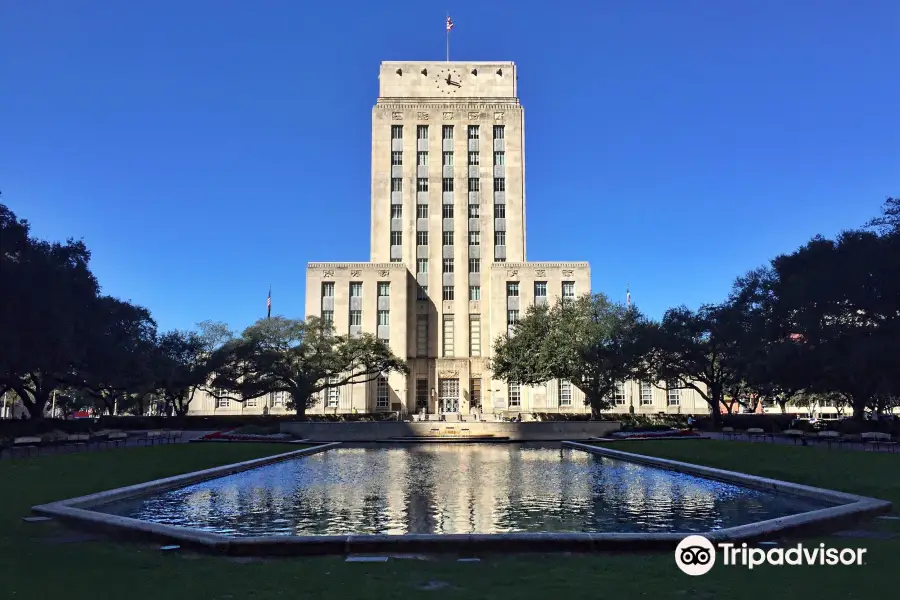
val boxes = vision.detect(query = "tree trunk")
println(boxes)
[17,387,51,421]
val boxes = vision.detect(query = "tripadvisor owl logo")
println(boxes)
[675,535,716,576]
[674,535,868,575]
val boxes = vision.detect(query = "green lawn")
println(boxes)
[0,441,897,600]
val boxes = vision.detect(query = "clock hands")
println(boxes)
[445,75,461,87]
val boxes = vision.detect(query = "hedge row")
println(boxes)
[0,412,401,437]
[692,413,900,434]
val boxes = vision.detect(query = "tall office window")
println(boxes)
[416,125,428,139]
[417,151,428,166]
[416,203,429,218]
[417,285,428,300]
[534,281,547,299]
[559,380,572,406]
[321,310,334,325]
[493,151,505,166]
[493,125,505,139]
[614,383,626,405]
[349,310,362,326]
[470,378,482,408]
[494,204,506,218]
[562,281,575,299]
[391,178,402,192]
[377,310,389,326]
[326,376,340,408]
[468,258,480,273]
[640,382,653,405]
[417,178,429,192]
[442,231,454,246]
[442,204,454,219]
[494,231,506,246]
[391,125,403,139]
[493,178,506,192]
[667,384,681,406]
[468,231,480,245]
[416,231,428,246]
[416,259,428,274]
[442,151,453,166]
[506,282,519,297]
[442,125,454,139]
[377,282,390,297]
[468,177,480,191]
[376,376,389,409]
[442,177,454,192]
[391,151,402,165]
[468,151,479,165]
[443,258,454,273]
[469,315,481,356]
[321,282,335,297]
[416,379,428,410]
[442,315,454,357]
[416,315,428,357]
[508,381,521,407]
[442,286,454,301]
[469,286,481,301]
[390,231,402,245]
[467,125,479,139]
[390,205,402,219]
[349,282,362,297]
[468,204,480,218]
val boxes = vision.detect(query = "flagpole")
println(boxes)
[446,13,450,62]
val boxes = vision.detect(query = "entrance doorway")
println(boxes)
[439,378,459,414]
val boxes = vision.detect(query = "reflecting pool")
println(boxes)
[98,444,834,537]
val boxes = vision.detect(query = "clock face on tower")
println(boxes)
[434,68,462,94]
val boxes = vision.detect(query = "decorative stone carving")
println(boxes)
[442,112,454,120]
[391,112,403,120]
[350,270,361,277]
[562,269,574,276]
[323,270,334,278]
[378,270,390,277]
[417,112,429,120]
[506,269,519,278]
[468,111,479,120]
[534,269,546,277]
[439,370,460,379]
[494,112,504,120]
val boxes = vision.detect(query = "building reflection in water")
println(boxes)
[101,444,832,537]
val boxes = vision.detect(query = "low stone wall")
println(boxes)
[279,420,620,441]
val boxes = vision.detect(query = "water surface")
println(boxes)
[99,444,833,536]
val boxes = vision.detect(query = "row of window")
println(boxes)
[391,151,506,168]
[321,282,390,298]
[391,125,504,141]
[391,176,506,193]
[611,382,682,405]
[506,281,574,299]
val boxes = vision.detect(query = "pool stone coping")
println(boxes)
[566,441,892,542]
[30,440,892,556]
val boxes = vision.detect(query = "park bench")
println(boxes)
[720,426,737,440]
[782,429,806,444]
[137,431,164,446]
[861,432,897,452]
[107,432,128,448]
[816,430,842,449]
[10,436,42,458]
[64,434,90,451]
[746,428,774,442]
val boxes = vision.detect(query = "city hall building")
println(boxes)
[188,60,709,418]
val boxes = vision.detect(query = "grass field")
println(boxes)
[0,441,897,600]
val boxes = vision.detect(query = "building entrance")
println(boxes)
[439,378,459,414]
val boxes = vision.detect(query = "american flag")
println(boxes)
[446,16,454,32]
[267,286,272,318]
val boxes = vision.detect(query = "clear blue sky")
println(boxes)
[2,0,897,333]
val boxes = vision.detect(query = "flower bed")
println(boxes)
[609,428,701,440]
[200,429,294,442]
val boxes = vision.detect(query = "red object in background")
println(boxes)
[72,410,92,419]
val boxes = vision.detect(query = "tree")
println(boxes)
[491,294,646,419]
[0,203,100,419]
[637,304,744,427]
[767,230,900,420]
[207,316,408,419]
[151,321,231,417]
